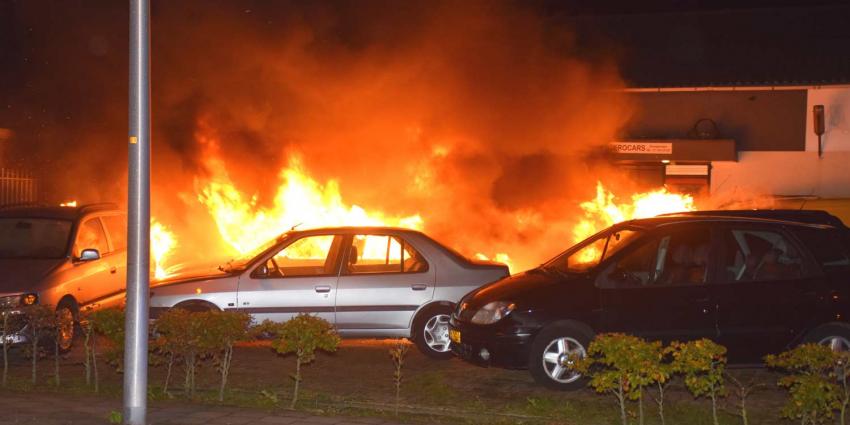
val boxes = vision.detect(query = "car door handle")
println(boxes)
[314,285,331,293]
[411,284,428,291]
[110,266,117,274]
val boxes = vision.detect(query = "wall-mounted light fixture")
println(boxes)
[813,105,825,158]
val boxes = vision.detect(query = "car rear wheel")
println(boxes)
[805,323,850,352]
[412,305,454,359]
[529,323,593,390]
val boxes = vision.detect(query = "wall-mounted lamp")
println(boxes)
[813,105,825,158]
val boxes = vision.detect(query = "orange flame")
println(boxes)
[572,182,696,262]
[151,219,177,279]
[59,200,77,207]
[197,153,422,256]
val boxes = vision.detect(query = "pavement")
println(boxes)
[0,392,410,425]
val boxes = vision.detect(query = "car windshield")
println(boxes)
[221,234,286,272]
[544,228,643,274]
[0,218,73,259]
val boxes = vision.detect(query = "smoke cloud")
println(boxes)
[4,0,633,270]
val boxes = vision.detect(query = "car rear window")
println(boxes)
[793,227,850,268]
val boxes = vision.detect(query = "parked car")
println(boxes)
[150,226,509,358]
[0,203,127,350]
[449,213,850,389]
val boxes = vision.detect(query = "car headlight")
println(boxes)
[0,293,38,309]
[470,301,516,325]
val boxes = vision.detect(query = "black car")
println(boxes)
[449,213,850,389]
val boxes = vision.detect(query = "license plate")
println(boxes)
[449,329,461,344]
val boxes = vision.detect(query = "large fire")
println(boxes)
[151,219,177,279]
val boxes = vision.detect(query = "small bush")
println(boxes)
[576,333,668,425]
[21,304,55,385]
[266,314,341,409]
[389,339,411,416]
[670,339,727,425]
[196,310,252,401]
[154,308,206,397]
[766,344,840,425]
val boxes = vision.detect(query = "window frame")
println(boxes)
[74,216,110,259]
[250,233,344,279]
[339,233,430,276]
[99,213,128,254]
[595,223,716,289]
[713,223,819,284]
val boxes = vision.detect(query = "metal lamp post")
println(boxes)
[124,0,151,424]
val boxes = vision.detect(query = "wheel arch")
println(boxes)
[408,300,455,335]
[535,319,596,342]
[172,299,221,312]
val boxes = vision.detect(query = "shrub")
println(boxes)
[21,304,55,385]
[576,333,668,425]
[389,339,411,416]
[2,311,11,387]
[196,310,252,401]
[766,344,840,425]
[670,339,727,425]
[267,314,341,409]
[89,308,126,373]
[154,308,206,397]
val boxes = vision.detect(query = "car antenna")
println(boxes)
[290,223,302,231]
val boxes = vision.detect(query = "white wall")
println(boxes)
[710,87,850,199]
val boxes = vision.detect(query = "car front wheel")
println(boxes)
[55,303,77,352]
[412,305,454,359]
[529,323,593,390]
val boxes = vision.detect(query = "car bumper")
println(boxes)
[449,316,534,369]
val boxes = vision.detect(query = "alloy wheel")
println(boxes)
[423,314,451,353]
[819,335,850,352]
[541,337,586,384]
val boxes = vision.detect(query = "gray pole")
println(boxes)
[124,0,150,424]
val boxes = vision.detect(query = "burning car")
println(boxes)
[0,203,127,350]
[449,212,850,389]
[150,226,509,358]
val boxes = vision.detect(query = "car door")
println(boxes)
[596,224,717,344]
[94,213,128,309]
[68,216,114,305]
[334,233,435,333]
[235,233,343,324]
[711,224,823,363]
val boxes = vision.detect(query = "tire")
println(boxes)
[803,323,850,352]
[529,322,594,390]
[55,300,79,353]
[412,304,454,359]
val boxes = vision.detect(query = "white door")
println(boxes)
[236,234,343,324]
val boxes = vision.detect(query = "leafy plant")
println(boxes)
[725,372,764,425]
[766,344,840,425]
[21,304,55,385]
[389,339,411,416]
[89,308,125,373]
[154,308,206,397]
[1,311,11,387]
[576,333,669,425]
[267,314,341,409]
[196,310,252,401]
[670,339,727,425]
[107,410,122,424]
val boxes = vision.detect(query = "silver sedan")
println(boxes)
[150,226,509,358]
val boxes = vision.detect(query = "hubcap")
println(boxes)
[819,335,850,352]
[423,314,451,352]
[56,307,75,351]
[542,337,586,384]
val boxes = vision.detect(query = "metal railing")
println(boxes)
[0,168,38,206]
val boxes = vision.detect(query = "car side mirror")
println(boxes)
[253,263,269,278]
[79,248,101,262]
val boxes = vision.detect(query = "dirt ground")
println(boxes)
[2,338,792,424]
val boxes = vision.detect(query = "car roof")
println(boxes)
[661,209,846,228]
[620,214,835,231]
[287,226,427,237]
[0,203,122,221]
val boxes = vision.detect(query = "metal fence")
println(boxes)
[0,168,38,206]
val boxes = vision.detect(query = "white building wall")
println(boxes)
[711,87,850,198]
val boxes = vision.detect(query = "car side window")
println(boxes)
[100,214,127,252]
[262,235,339,278]
[793,227,850,271]
[720,227,806,282]
[345,234,428,275]
[74,218,109,258]
[599,226,711,288]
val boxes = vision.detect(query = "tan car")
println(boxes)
[0,203,126,349]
